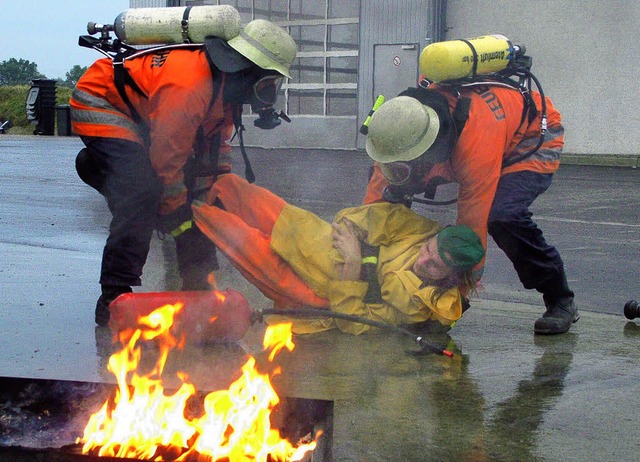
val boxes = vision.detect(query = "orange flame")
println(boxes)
[263,322,296,362]
[78,305,316,461]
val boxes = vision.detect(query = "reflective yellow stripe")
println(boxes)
[171,220,193,238]
[361,256,378,265]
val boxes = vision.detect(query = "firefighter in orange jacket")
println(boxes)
[363,83,578,335]
[70,19,297,326]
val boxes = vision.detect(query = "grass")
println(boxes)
[0,85,73,135]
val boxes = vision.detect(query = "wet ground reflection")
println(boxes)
[92,322,580,460]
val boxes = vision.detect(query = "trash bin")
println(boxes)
[25,79,56,136]
[56,105,72,136]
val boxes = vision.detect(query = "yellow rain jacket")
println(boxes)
[269,202,464,334]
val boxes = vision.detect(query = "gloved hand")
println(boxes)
[156,203,194,236]
[175,225,219,290]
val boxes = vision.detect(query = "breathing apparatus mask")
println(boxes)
[380,155,435,206]
[380,124,455,186]
[249,73,291,129]
[221,67,289,129]
[377,118,457,206]
[206,36,291,130]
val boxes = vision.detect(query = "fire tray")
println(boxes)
[0,376,332,461]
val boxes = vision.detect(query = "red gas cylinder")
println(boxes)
[109,289,254,344]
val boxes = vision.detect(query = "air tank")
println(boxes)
[113,5,241,45]
[420,34,520,83]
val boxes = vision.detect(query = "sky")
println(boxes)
[0,0,131,80]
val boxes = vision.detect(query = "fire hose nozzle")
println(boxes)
[624,300,639,320]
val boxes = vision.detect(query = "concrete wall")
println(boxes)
[445,0,640,157]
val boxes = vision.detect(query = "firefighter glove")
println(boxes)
[157,203,194,237]
[175,225,219,290]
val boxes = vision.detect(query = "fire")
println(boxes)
[78,304,317,461]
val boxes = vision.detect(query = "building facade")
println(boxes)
[127,1,640,160]
[128,0,446,150]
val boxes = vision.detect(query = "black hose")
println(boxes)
[255,308,454,357]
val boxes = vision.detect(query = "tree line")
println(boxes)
[0,58,87,88]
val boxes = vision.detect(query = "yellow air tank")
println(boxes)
[113,5,241,45]
[420,35,516,83]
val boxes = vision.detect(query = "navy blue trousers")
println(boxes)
[487,171,569,296]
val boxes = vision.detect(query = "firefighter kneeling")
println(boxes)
[72,18,297,326]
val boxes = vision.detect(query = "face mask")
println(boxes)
[250,74,284,109]
[380,156,435,186]
[247,71,290,130]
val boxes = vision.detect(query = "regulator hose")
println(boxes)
[254,308,454,357]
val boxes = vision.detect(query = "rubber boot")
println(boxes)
[534,270,579,335]
[95,285,132,327]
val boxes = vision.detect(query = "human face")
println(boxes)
[413,236,452,281]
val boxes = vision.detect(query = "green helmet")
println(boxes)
[365,96,440,163]
[227,19,297,78]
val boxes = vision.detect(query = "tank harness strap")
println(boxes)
[181,6,193,43]
[460,39,479,78]
[112,52,146,126]
[450,89,471,138]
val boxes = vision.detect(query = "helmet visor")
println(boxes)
[379,162,413,185]
[253,75,284,106]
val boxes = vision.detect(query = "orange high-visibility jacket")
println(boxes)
[364,84,564,273]
[70,47,236,215]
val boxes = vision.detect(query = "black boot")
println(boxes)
[95,285,132,327]
[534,270,579,335]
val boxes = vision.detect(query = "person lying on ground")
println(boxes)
[191,173,484,335]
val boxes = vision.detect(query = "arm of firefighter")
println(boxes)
[362,163,389,204]
[449,100,506,276]
[147,64,213,215]
[191,112,237,201]
[207,106,236,175]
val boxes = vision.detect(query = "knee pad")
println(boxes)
[75,148,103,191]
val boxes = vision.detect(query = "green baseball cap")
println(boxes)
[437,225,484,271]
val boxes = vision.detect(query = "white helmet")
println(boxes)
[228,19,297,78]
[365,96,440,163]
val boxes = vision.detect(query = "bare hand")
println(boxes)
[332,219,362,280]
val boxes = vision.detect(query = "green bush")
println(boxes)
[0,85,73,134]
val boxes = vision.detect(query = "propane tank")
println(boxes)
[113,5,241,46]
[420,34,522,83]
[109,289,253,345]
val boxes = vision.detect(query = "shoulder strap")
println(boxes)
[113,52,146,125]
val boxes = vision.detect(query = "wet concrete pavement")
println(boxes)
[1,134,639,461]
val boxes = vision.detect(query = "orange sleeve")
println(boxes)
[450,96,506,254]
[142,52,215,214]
[362,164,388,204]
